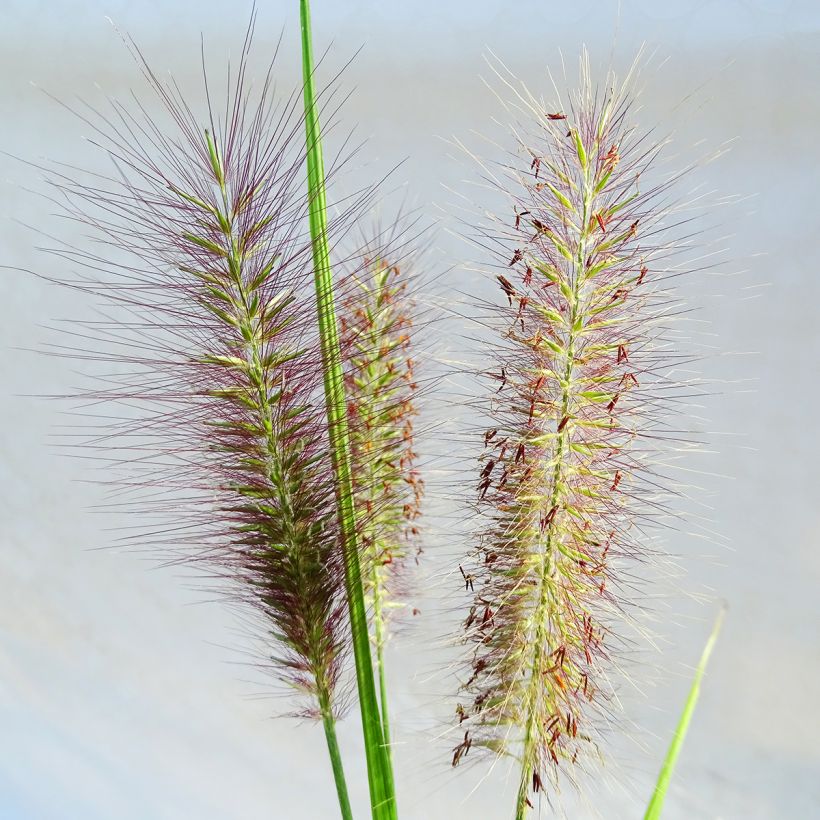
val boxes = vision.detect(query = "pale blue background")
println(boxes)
[1,1,819,818]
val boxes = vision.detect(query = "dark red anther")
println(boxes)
[452,731,472,766]
[515,208,531,230]
[497,274,516,304]
[497,467,509,492]
[540,505,559,531]
[465,606,476,629]
[604,143,619,167]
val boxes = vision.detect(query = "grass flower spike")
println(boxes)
[454,54,698,816]
[44,21,364,814]
[339,243,423,751]
[32,2,725,814]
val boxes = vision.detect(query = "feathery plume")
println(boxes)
[453,52,703,815]
[42,21,361,721]
[338,229,424,748]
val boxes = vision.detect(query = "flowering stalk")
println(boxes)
[339,250,423,756]
[454,56,695,816]
[44,19,362,819]
[202,153,353,816]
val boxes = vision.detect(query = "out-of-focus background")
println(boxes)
[1,1,818,818]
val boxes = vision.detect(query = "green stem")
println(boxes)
[299,2,397,818]
[319,688,355,820]
[373,590,392,759]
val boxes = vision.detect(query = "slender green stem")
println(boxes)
[319,688,354,820]
[299,2,397,818]
[373,592,392,760]
[643,609,725,820]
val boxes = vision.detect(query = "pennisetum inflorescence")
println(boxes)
[40,11,427,816]
[39,17,401,817]
[339,234,424,756]
[451,53,708,817]
[44,26,352,718]
[34,2,723,816]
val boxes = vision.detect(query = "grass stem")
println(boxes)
[374,597,392,761]
[299,2,397,817]
[319,688,355,820]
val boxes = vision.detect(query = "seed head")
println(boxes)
[339,230,424,646]
[42,22,362,718]
[454,52,704,807]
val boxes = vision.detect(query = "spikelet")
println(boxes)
[339,236,423,669]
[44,25,356,718]
[453,53,699,811]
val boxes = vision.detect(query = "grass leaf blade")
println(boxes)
[298,2,397,817]
[643,608,726,820]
